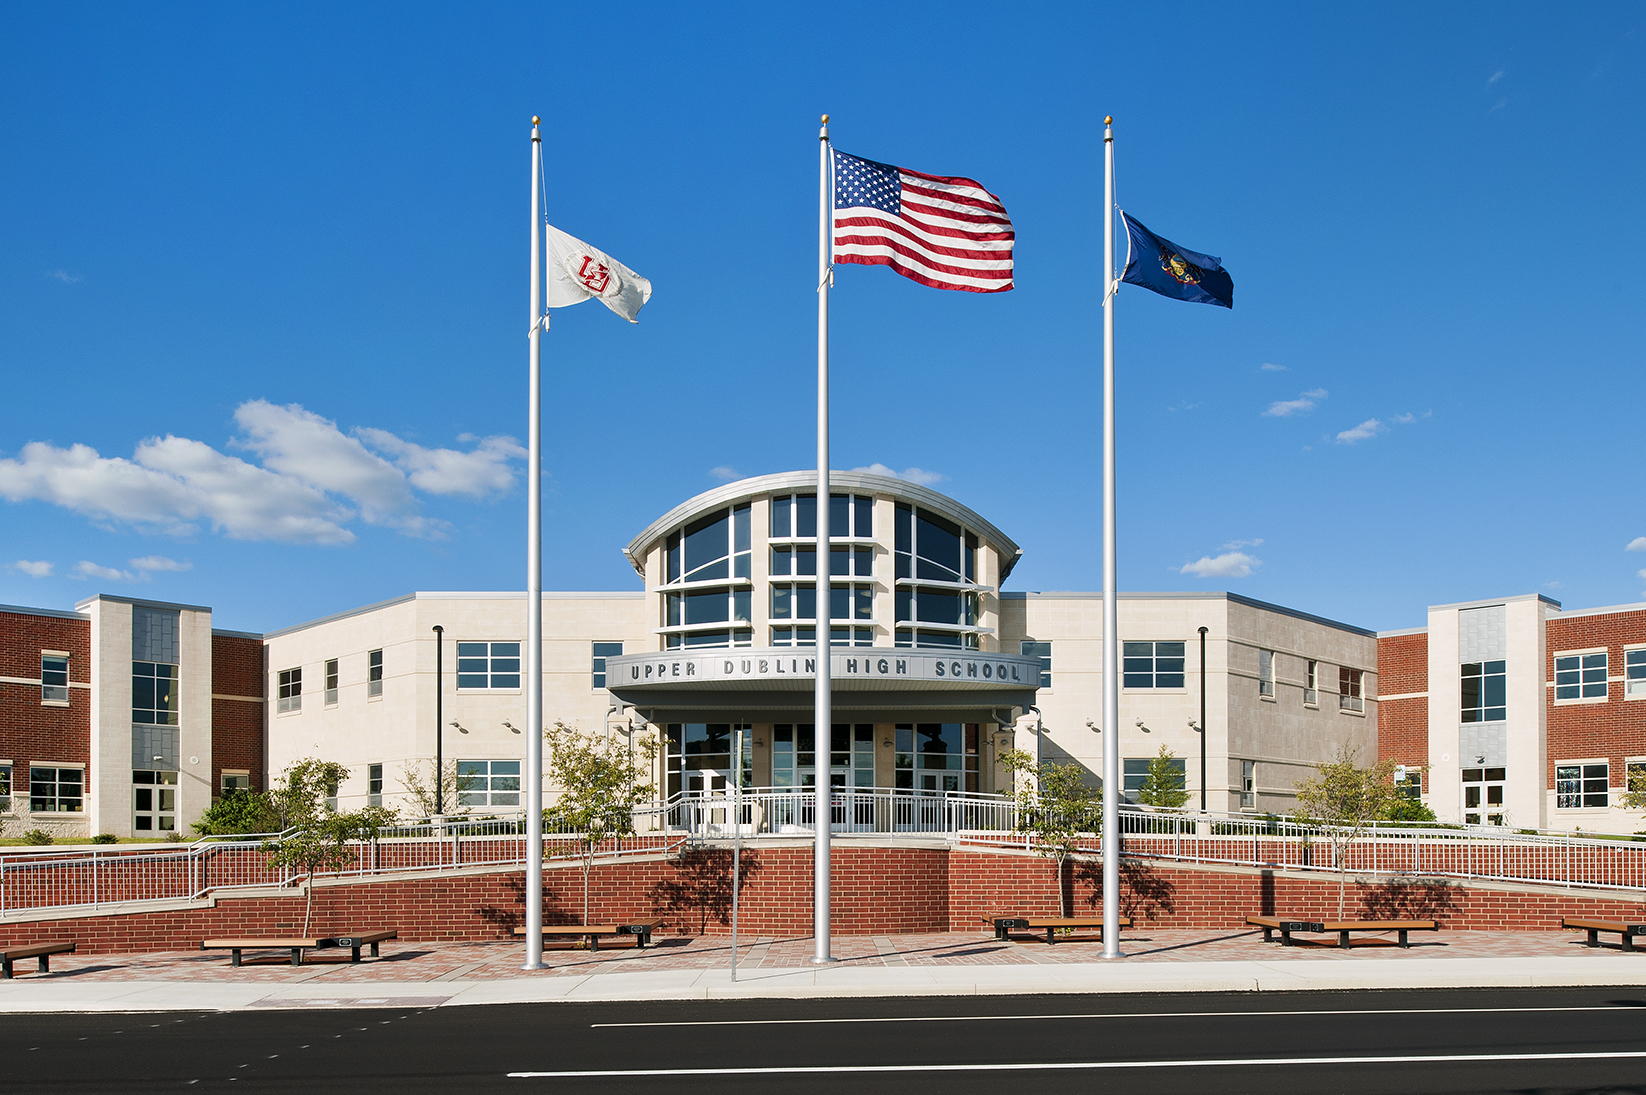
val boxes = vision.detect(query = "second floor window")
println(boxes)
[1555,652,1608,700]
[1123,641,1185,689]
[1461,661,1506,721]
[1339,667,1364,712]
[276,667,301,713]
[367,649,383,697]
[41,654,69,703]
[1627,649,1646,697]
[667,504,751,583]
[457,642,521,690]
[1258,650,1275,697]
[324,658,339,705]
[1304,659,1318,705]
[1021,641,1052,688]
[592,642,623,688]
[134,662,181,723]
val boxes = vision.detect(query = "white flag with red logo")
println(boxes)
[543,223,653,322]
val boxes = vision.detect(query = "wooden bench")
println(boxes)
[0,941,75,979]
[513,919,665,951]
[1247,915,1438,948]
[1562,917,1646,952]
[986,915,1133,944]
[201,929,398,967]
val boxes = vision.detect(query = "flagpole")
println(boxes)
[1101,114,1120,961]
[523,114,545,971]
[812,113,835,965]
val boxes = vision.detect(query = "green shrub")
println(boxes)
[191,788,280,835]
[22,829,54,846]
[91,833,118,844]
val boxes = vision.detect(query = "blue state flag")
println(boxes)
[1120,213,1233,309]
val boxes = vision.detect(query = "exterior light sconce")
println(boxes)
[1135,718,1151,733]
[1086,719,1101,733]
[152,755,164,762]
[451,720,469,735]
[503,720,521,734]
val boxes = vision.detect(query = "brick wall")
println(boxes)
[0,610,92,799]
[1376,631,1428,767]
[1545,610,1646,790]
[4,846,1644,955]
[210,634,265,793]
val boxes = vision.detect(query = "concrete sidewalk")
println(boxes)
[1,931,1643,1012]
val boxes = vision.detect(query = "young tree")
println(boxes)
[544,721,659,927]
[262,759,397,935]
[1134,744,1190,809]
[999,748,1100,917]
[1624,765,1646,813]
[1292,745,1398,919]
[398,759,480,821]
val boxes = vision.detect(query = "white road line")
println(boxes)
[509,1049,1646,1078]
[590,1004,1645,1028]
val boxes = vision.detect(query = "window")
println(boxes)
[1555,652,1608,701]
[1304,660,1318,706]
[30,766,83,812]
[457,759,520,807]
[0,765,11,812]
[893,723,979,793]
[1339,667,1364,712]
[1021,641,1052,688]
[325,779,338,813]
[221,771,251,796]
[324,658,339,705]
[1241,760,1256,809]
[1627,760,1646,807]
[1626,649,1646,698]
[592,642,623,688]
[1258,650,1275,697]
[132,769,177,831]
[771,493,872,539]
[1123,756,1186,804]
[893,503,981,650]
[367,649,384,698]
[666,504,751,583]
[1461,766,1506,825]
[41,654,69,703]
[276,666,302,713]
[456,642,521,689]
[667,723,754,797]
[1556,762,1609,809]
[769,494,816,539]
[1396,769,1422,800]
[368,763,383,808]
[1123,641,1186,689]
[1461,661,1507,721]
[133,662,181,723]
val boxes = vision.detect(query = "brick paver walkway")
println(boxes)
[9,928,1636,984]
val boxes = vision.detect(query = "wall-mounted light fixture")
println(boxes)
[1085,719,1101,733]
[1135,718,1151,733]
[502,720,521,735]
[451,720,469,735]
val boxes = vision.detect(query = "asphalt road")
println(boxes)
[3,987,1646,1094]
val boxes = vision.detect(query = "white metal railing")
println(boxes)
[662,787,1016,837]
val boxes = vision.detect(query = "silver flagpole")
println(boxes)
[1100,114,1120,961]
[812,113,834,965]
[523,114,545,971]
[731,725,742,981]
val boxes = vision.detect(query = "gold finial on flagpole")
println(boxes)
[1104,115,1113,125]
[532,115,540,126]
[821,114,829,124]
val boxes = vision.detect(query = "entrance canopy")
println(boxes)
[606,647,1040,722]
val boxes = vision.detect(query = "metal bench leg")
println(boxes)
[1046,927,1055,945]
[351,946,362,963]
[1624,933,1635,953]
[290,948,303,967]
[38,955,50,974]
[1339,931,1351,949]
[231,949,242,968]
[1587,929,1599,947]
[1398,930,1410,948]
[1280,929,1293,946]
[590,934,599,952]
[371,942,380,957]
[1262,926,1274,943]
[1,957,11,980]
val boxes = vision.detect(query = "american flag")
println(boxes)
[832,149,1014,293]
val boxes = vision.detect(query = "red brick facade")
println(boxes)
[0,609,92,804]
[1,847,1642,955]
[210,634,265,794]
[1375,631,1428,767]
[1544,609,1646,792]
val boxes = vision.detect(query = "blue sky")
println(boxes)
[2,3,1642,635]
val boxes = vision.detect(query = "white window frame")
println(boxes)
[1623,646,1646,700]
[324,658,339,706]
[1304,659,1318,706]
[0,763,12,814]
[367,649,384,698]
[1258,650,1275,699]
[1553,647,1609,703]
[29,763,85,814]
[276,666,302,713]
[220,770,251,797]
[1122,640,1187,691]
[457,758,522,808]
[1555,759,1610,810]
[41,651,70,705]
[1624,757,1646,811]
[1021,640,1052,689]
[1241,760,1256,810]
[592,642,623,689]
[367,763,384,807]
[1339,666,1365,713]
[455,641,523,691]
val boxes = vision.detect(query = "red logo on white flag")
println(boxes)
[572,254,612,295]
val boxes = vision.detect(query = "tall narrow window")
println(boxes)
[1554,652,1608,700]
[592,642,623,688]
[324,658,339,705]
[1304,660,1318,705]
[367,649,383,697]
[1338,667,1364,712]
[1628,649,1646,697]
[276,667,302,713]
[1241,760,1256,809]
[0,765,11,812]
[41,654,69,703]
[1021,641,1052,688]
[1258,650,1275,697]
[368,763,383,807]
[135,662,181,723]
[1461,661,1506,720]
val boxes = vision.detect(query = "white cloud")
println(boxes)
[1180,551,1261,579]
[45,269,82,284]
[1335,418,1386,444]
[1489,70,1505,84]
[1263,388,1327,417]
[1392,412,1415,424]
[130,555,191,573]
[1221,538,1264,550]
[1489,98,1507,113]
[73,560,137,582]
[850,463,944,486]
[10,560,53,578]
[708,466,743,482]
[1626,537,1646,552]
[355,426,525,500]
[1259,362,1287,372]
[236,401,416,525]
[1167,401,1201,412]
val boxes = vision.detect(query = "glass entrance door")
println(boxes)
[770,724,875,831]
[1461,766,1506,825]
[133,769,177,833]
